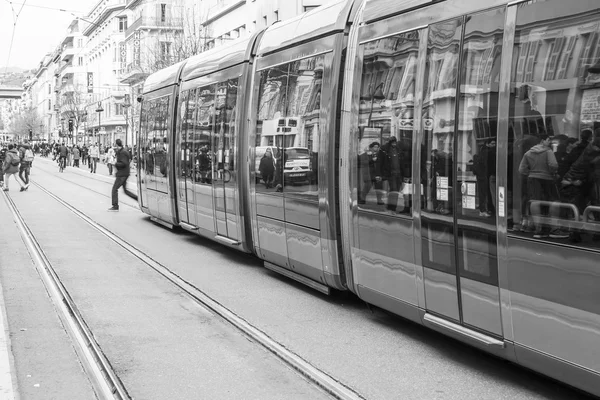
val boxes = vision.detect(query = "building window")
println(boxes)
[118,16,128,32]
[48,83,51,94]
[263,15,268,26]
[48,99,51,111]
[274,11,279,22]
[78,56,84,66]
[304,6,319,12]
[161,4,167,23]
[160,42,171,60]
[115,103,124,116]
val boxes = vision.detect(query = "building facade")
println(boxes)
[23,0,329,147]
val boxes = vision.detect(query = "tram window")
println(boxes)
[180,90,193,181]
[508,1,600,248]
[255,65,289,194]
[194,85,215,185]
[357,31,420,215]
[283,55,323,197]
[150,96,170,191]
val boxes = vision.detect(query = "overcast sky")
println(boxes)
[0,0,99,71]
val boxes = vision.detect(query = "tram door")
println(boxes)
[211,79,239,241]
[420,9,505,337]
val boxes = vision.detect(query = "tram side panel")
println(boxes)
[249,36,348,288]
[504,1,600,395]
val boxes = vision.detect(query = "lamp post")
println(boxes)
[367,82,386,127]
[95,101,104,146]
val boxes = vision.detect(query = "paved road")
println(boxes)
[0,158,595,399]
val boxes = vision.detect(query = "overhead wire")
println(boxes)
[3,0,28,74]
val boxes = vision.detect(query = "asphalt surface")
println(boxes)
[0,156,595,399]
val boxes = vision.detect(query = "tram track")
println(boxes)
[32,161,139,210]
[27,178,365,400]
[1,190,130,400]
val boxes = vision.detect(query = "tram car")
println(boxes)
[137,0,600,396]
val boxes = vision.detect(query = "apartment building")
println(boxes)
[202,0,325,50]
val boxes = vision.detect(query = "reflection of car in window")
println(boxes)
[284,147,315,184]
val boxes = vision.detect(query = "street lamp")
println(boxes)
[367,82,386,127]
[95,101,104,145]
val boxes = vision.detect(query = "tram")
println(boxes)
[137,0,600,396]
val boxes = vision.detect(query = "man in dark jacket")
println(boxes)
[382,136,405,211]
[108,139,137,211]
[518,134,564,238]
[18,140,33,184]
[2,144,28,192]
[358,142,384,205]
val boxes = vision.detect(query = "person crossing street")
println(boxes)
[2,144,28,192]
[108,139,137,211]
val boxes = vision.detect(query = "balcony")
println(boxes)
[125,16,183,39]
[61,44,76,61]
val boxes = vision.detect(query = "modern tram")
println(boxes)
[137,0,600,396]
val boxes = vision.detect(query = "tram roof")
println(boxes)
[256,0,352,56]
[142,61,186,95]
[180,36,255,82]
[361,0,436,24]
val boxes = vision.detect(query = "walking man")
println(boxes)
[2,144,28,192]
[89,143,99,173]
[18,139,34,185]
[108,139,137,211]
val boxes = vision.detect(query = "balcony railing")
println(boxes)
[125,16,183,38]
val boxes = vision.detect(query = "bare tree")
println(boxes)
[144,2,212,73]
[8,107,42,141]
[59,86,89,138]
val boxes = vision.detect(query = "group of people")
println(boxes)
[358,136,409,213]
[1,139,34,192]
[516,128,600,242]
[1,138,136,212]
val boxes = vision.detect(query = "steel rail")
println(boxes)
[32,181,365,400]
[0,190,130,400]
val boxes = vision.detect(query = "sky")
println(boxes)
[0,0,99,72]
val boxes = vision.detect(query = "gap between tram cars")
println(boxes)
[135,0,600,397]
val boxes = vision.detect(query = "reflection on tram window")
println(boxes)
[284,57,323,196]
[255,58,323,197]
[143,96,170,188]
[357,31,419,215]
[180,90,194,181]
[458,7,503,222]
[194,85,215,185]
[508,2,600,248]
[255,65,288,194]
[212,78,238,185]
[422,19,462,217]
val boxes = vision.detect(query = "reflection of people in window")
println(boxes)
[358,142,384,205]
[518,134,559,238]
[382,136,405,212]
[259,148,275,188]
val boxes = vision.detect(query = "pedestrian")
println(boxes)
[89,143,99,173]
[72,146,81,167]
[18,139,34,185]
[518,134,566,239]
[106,145,116,175]
[2,144,28,192]
[108,139,137,211]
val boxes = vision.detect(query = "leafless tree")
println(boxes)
[143,2,212,73]
[8,107,42,141]
[59,85,91,138]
